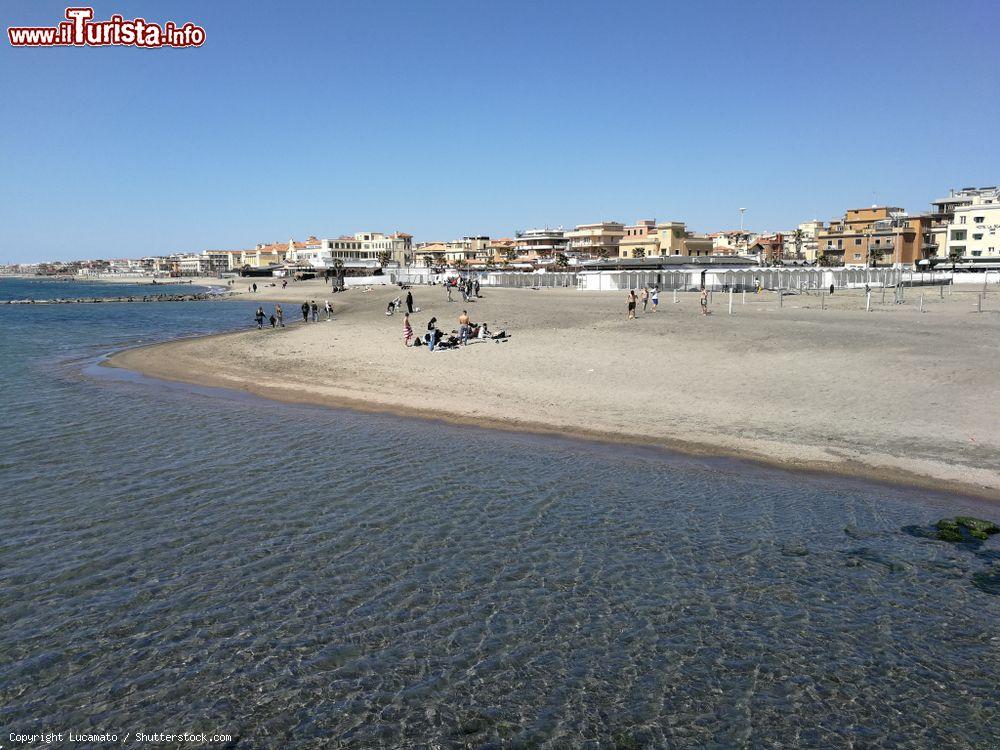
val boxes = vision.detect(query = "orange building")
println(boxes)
[817,207,934,266]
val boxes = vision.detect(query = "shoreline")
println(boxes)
[102,284,1000,502]
[102,339,996,502]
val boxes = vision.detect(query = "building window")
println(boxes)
[974,216,984,223]
[974,233,984,240]
[853,253,862,260]
[960,216,966,224]
[855,238,862,245]
[951,230,966,241]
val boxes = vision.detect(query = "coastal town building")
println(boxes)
[945,187,1000,264]
[787,220,824,262]
[565,222,625,258]
[618,220,714,259]
[284,232,413,269]
[513,229,569,259]
[817,206,933,267]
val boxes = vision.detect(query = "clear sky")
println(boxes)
[2,0,998,263]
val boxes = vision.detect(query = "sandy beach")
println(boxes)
[108,280,1000,498]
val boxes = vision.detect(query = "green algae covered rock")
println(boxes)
[955,516,999,535]
[934,516,999,543]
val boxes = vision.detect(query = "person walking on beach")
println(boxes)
[640,287,649,313]
[403,312,413,347]
[627,290,637,320]
[651,285,659,312]
[275,304,284,327]
[268,312,277,328]
[474,279,480,298]
[459,310,471,345]
[254,306,265,329]
[446,283,453,302]
[301,301,309,322]
[324,300,332,321]
[252,282,258,294]
[310,301,318,322]
[405,290,414,314]
[700,288,710,315]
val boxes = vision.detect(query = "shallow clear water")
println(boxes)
[1,278,998,749]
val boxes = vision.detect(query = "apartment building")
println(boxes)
[786,221,823,261]
[618,220,713,258]
[817,207,933,266]
[287,232,412,268]
[565,222,625,258]
[945,187,1000,263]
[513,229,570,259]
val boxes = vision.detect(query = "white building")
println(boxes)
[946,188,1000,263]
[290,232,412,269]
[513,228,570,257]
[787,220,824,262]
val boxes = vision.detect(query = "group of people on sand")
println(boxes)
[626,285,710,318]
[626,285,661,319]
[401,305,507,351]
[445,277,480,303]
[386,290,415,316]
[253,299,334,329]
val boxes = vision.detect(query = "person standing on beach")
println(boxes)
[310,301,318,322]
[324,300,332,321]
[474,279,480,298]
[627,290,637,320]
[700,288,710,315]
[252,282,258,293]
[275,304,284,327]
[301,301,309,322]
[651,285,659,312]
[269,313,277,328]
[255,306,265,329]
[427,317,438,351]
[459,310,471,345]
[405,290,414,314]
[446,283,453,303]
[403,312,413,347]
[640,287,649,313]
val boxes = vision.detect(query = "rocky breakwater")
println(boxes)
[4,292,229,305]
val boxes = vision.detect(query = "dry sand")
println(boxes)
[108,280,1000,499]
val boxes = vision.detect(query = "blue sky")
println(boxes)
[2,0,998,262]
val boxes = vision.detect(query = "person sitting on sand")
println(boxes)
[627,290,637,320]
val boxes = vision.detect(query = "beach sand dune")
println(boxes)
[109,283,1000,498]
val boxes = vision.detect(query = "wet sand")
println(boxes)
[108,281,1000,499]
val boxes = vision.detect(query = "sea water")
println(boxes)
[1,278,997,749]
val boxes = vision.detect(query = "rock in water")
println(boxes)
[955,516,1000,535]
